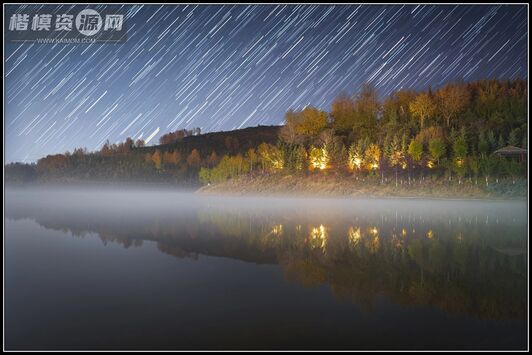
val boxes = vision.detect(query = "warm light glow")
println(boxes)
[310,147,329,170]
[402,228,407,236]
[309,224,328,250]
[348,155,362,170]
[427,160,435,168]
[426,229,434,239]
[368,226,379,235]
[368,234,380,253]
[272,159,284,169]
[348,226,362,246]
[271,224,283,235]
[370,163,379,170]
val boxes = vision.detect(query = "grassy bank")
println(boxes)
[198,173,527,200]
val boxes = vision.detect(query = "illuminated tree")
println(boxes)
[451,128,468,184]
[309,144,329,171]
[386,135,403,185]
[364,143,381,171]
[257,143,284,171]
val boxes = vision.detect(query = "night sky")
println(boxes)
[5,4,528,163]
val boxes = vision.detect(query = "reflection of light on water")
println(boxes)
[309,224,328,250]
[366,226,380,253]
[402,228,407,236]
[391,233,403,249]
[348,226,362,246]
[271,224,283,236]
[369,234,380,253]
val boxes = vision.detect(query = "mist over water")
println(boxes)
[5,187,528,350]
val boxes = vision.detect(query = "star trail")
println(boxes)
[4,4,528,163]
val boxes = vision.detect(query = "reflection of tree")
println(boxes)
[5,201,526,321]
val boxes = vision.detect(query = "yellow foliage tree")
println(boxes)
[409,92,437,128]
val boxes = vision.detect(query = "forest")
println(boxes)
[5,79,528,191]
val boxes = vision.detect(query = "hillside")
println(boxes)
[136,125,281,156]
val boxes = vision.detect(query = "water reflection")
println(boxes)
[5,188,527,322]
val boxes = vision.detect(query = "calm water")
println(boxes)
[4,187,528,350]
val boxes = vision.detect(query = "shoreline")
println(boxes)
[197,173,528,201]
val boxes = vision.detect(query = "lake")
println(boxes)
[4,187,528,350]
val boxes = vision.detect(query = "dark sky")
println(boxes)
[5,4,528,163]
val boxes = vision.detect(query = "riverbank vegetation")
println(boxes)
[199,79,527,197]
[6,79,527,197]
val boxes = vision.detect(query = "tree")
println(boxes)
[428,138,446,166]
[293,107,328,138]
[497,134,505,149]
[163,150,181,165]
[224,136,239,154]
[436,84,469,127]
[331,84,380,137]
[480,155,498,186]
[508,128,520,146]
[348,142,363,172]
[207,151,218,168]
[309,145,329,171]
[246,148,258,172]
[452,128,468,162]
[151,150,163,170]
[410,92,437,129]
[186,149,201,168]
[279,109,299,144]
[331,93,356,132]
[281,107,328,144]
[468,156,480,184]
[408,139,423,164]
[257,143,284,171]
[478,131,489,157]
[364,143,381,171]
[416,126,445,147]
[386,135,403,186]
[199,167,211,184]
[159,129,186,144]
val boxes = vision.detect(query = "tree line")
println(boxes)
[5,79,527,187]
[199,79,527,187]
